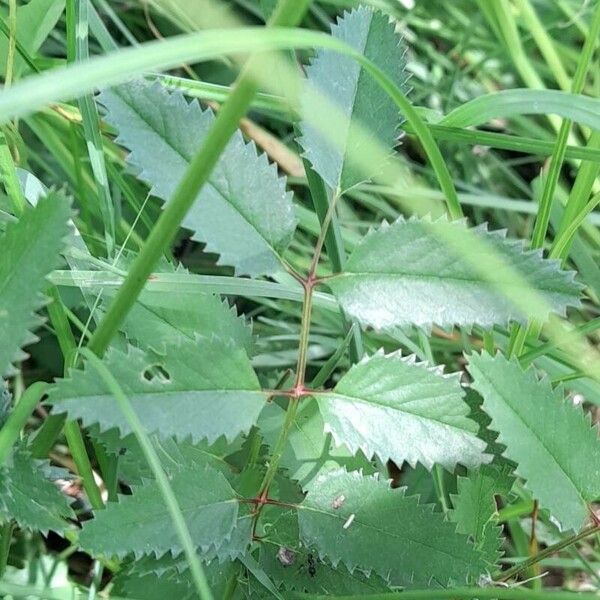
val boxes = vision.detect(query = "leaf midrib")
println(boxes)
[318,389,477,436]
[299,503,476,567]
[328,270,573,293]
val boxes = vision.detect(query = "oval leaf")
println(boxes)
[99,81,296,277]
[326,217,581,330]
[298,469,484,587]
[316,351,487,469]
[48,335,266,443]
[468,352,600,531]
[299,6,409,193]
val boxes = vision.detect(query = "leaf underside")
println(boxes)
[299,6,409,192]
[326,216,581,330]
[99,81,296,277]
[298,469,485,588]
[79,463,238,558]
[0,192,71,377]
[317,351,487,470]
[48,334,265,444]
[468,352,600,531]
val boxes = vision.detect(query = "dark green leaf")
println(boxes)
[0,449,74,533]
[298,469,484,587]
[79,463,238,558]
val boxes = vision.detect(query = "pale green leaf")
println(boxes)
[99,82,296,277]
[0,449,74,533]
[115,284,253,355]
[326,217,581,330]
[298,469,484,587]
[467,352,600,531]
[79,463,238,558]
[316,351,487,470]
[299,6,409,192]
[48,335,266,443]
[0,192,71,376]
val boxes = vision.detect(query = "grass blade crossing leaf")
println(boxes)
[468,352,600,531]
[0,192,71,376]
[111,277,253,354]
[299,6,409,193]
[325,217,581,330]
[48,335,266,443]
[99,81,296,277]
[79,462,238,558]
[316,351,487,470]
[298,469,485,587]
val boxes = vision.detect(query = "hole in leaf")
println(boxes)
[142,364,171,383]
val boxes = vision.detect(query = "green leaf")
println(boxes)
[259,505,391,594]
[0,192,71,377]
[112,556,237,600]
[326,217,581,330]
[114,283,253,355]
[467,352,600,532]
[299,6,409,193]
[0,0,65,77]
[298,469,484,588]
[99,81,296,277]
[0,448,74,533]
[48,335,266,443]
[79,463,238,558]
[316,351,487,470]
[450,464,513,567]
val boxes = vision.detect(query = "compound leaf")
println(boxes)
[316,351,487,470]
[467,352,600,531]
[326,217,581,330]
[0,449,74,533]
[48,335,266,444]
[0,192,71,376]
[79,463,238,558]
[298,469,484,588]
[299,6,409,192]
[99,82,296,277]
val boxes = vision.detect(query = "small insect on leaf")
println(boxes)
[307,553,317,578]
[277,546,296,567]
[331,494,346,509]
